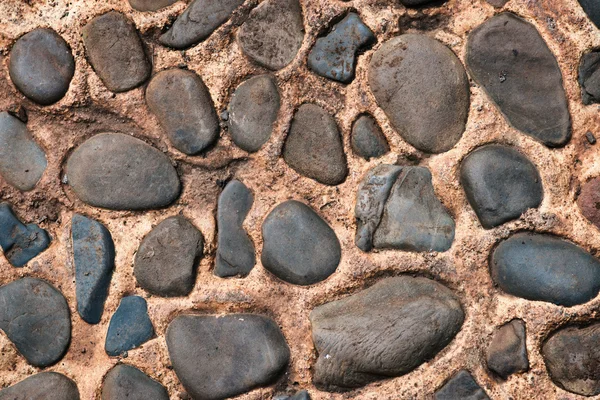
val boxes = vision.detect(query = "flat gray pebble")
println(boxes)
[102,364,168,400]
[0,372,79,400]
[351,114,389,160]
[434,371,489,400]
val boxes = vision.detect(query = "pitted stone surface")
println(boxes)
[128,0,178,12]
[579,0,600,28]
[434,371,489,400]
[102,364,168,400]
[105,296,154,357]
[0,372,80,400]
[0,203,50,267]
[578,176,600,229]
[351,114,389,160]
[579,50,600,105]
[486,319,529,379]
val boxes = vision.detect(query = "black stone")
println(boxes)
[486,319,529,379]
[0,372,79,400]
[579,0,600,29]
[102,364,168,400]
[434,370,489,400]
[579,50,600,105]
[351,114,389,160]
[105,296,154,356]
[0,203,50,267]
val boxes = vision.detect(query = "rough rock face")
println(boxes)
[262,200,341,285]
[434,370,489,400]
[466,13,571,147]
[102,364,168,400]
[105,296,154,356]
[579,0,600,28]
[146,68,219,155]
[351,114,389,160]
[0,203,50,267]
[486,319,529,379]
[0,277,71,367]
[577,176,600,229]
[9,28,75,105]
[579,50,600,105]
[166,314,290,400]
[66,133,180,210]
[490,233,600,306]
[128,0,178,12]
[238,0,305,70]
[310,276,464,390]
[0,372,80,400]
[369,34,469,153]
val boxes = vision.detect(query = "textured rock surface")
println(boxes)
[400,0,448,6]
[0,372,79,400]
[578,176,600,229]
[351,114,389,160]
[0,203,50,267]
[128,0,178,12]
[579,50,600,105]
[66,133,180,210]
[434,371,489,400]
[262,200,341,285]
[102,364,168,400]
[310,276,464,390]
[486,319,528,379]
[369,34,469,153]
[166,314,290,400]
[579,0,600,28]
[105,296,154,356]
[466,13,570,147]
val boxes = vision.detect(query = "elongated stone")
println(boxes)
[0,203,50,267]
[105,296,154,356]
[102,364,168,400]
[486,319,528,379]
[435,371,489,400]
[129,0,178,11]
[0,372,79,400]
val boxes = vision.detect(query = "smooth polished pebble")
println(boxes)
[0,372,79,400]
[105,296,154,356]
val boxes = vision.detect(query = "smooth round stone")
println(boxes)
[577,177,600,229]
[369,34,469,153]
[434,371,489,400]
[9,28,74,105]
[228,75,280,152]
[105,296,154,356]
[102,364,168,400]
[486,319,529,379]
[129,0,178,11]
[0,372,79,400]
[351,114,389,160]
[579,50,600,105]
[579,0,600,28]
[66,133,180,210]
[262,200,341,285]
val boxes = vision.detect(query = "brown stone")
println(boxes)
[578,177,600,229]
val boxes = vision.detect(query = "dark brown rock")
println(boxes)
[486,319,529,379]
[578,177,600,228]
[0,372,79,400]
[351,114,389,160]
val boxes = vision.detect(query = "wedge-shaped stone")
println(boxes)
[105,296,154,356]
[577,176,600,229]
[0,372,79,400]
[102,364,168,400]
[486,319,529,379]
[435,370,489,400]
[351,114,389,160]
[0,203,50,267]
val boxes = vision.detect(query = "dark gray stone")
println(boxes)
[460,144,543,229]
[105,296,154,357]
[466,13,571,147]
[0,277,70,367]
[274,390,311,400]
[72,214,114,324]
[66,133,180,210]
[83,11,151,92]
[166,314,290,400]
[102,364,168,400]
[128,0,178,11]
[434,371,489,400]
[490,232,600,306]
[262,200,341,285]
[369,34,469,153]
[146,69,219,155]
[579,50,600,105]
[228,75,280,152]
[159,0,244,49]
[238,0,305,70]
[486,0,509,7]
[400,0,448,6]
[351,114,389,160]
[215,180,255,278]
[310,276,464,390]
[0,203,50,267]
[579,0,600,29]
[308,13,374,83]
[0,372,79,400]
[0,112,47,191]
[486,319,529,379]
[577,177,600,229]
[134,216,203,296]
[283,104,347,185]
[9,28,74,105]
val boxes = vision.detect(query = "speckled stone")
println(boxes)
[579,0,600,28]
[105,296,154,357]
[577,177,600,229]
[434,371,489,400]
[486,319,529,379]
[579,50,600,105]
[351,114,389,160]
[400,0,448,6]
[128,0,178,11]
[102,364,168,400]
[0,203,50,267]
[0,372,79,400]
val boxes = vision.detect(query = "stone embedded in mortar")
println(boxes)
[399,0,448,6]
[460,144,543,229]
[434,370,490,400]
[9,28,75,105]
[486,0,509,7]
[166,314,290,400]
[129,0,178,12]
[262,200,341,285]
[275,390,311,400]
[308,13,375,83]
[0,277,71,367]
[0,111,47,191]
[368,34,469,153]
[0,372,80,400]
[0,203,50,267]
[238,0,305,70]
[577,177,600,229]
[351,114,389,160]
[72,214,115,324]
[102,364,168,400]
[146,68,219,155]
[82,11,151,92]
[490,232,600,306]
[579,50,600,105]
[466,13,571,147]
[310,276,464,390]
[283,104,348,185]
[134,216,203,296]
[105,296,154,357]
[66,133,180,210]
[486,319,529,379]
[578,0,600,29]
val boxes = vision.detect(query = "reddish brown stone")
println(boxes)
[578,177,600,228]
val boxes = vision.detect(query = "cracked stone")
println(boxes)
[435,370,489,400]
[128,0,178,12]
[0,372,79,400]
[105,296,154,357]
[351,114,389,160]
[102,364,168,400]
[0,203,50,267]
[579,50,600,105]
[579,0,600,28]
[486,319,529,379]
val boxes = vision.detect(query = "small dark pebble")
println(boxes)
[587,131,597,144]
[105,296,154,356]
[435,370,490,400]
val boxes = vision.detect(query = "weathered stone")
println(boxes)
[0,372,79,400]
[0,277,70,367]
[166,314,290,400]
[460,144,543,229]
[105,296,154,357]
[159,0,244,49]
[486,319,528,379]
[146,69,219,155]
[486,0,509,7]
[466,13,571,147]
[66,133,180,210]
[579,50,600,105]
[578,177,600,229]
[0,203,50,267]
[351,114,389,160]
[9,28,74,105]
[0,112,47,191]
[134,216,203,296]
[435,371,489,400]
[102,364,168,400]
[308,13,374,83]
[228,75,280,152]
[262,200,341,285]
[215,180,255,278]
[579,0,600,28]
[310,276,464,390]
[283,104,347,185]
[83,11,151,92]
[369,34,469,153]
[128,0,178,12]
[238,0,305,70]
[72,214,115,324]
[490,233,600,306]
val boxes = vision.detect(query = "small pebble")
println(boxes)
[586,131,597,144]
[102,364,169,400]
[434,370,489,400]
[486,319,529,379]
[351,114,389,160]
[105,296,154,357]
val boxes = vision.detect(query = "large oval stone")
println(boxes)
[490,233,600,306]
[466,13,570,147]
[0,372,79,400]
[166,314,290,400]
[310,276,464,390]
[102,364,168,400]
[369,34,469,153]
[66,133,180,210]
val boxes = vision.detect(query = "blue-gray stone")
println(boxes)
[102,364,168,400]
[72,214,115,324]
[308,13,374,83]
[105,296,154,356]
[0,372,79,400]
[578,50,600,105]
[351,114,389,160]
[435,370,489,400]
[0,203,50,267]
